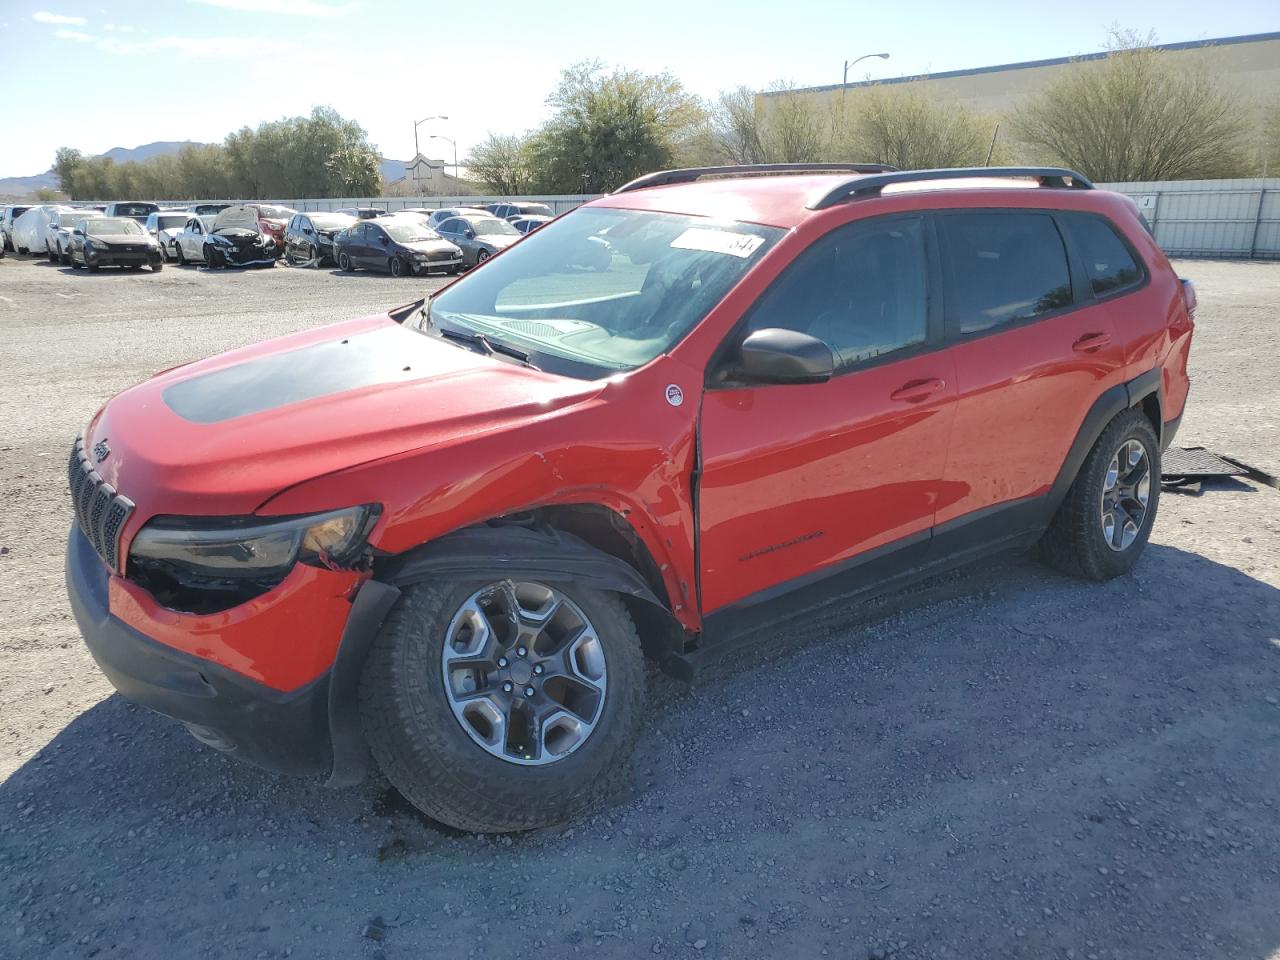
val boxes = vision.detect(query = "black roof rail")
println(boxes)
[806,166,1094,210]
[612,162,898,195]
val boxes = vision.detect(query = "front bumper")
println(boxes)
[65,525,399,781]
[87,248,161,267]
[411,255,463,275]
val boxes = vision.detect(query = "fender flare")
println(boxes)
[1046,369,1163,516]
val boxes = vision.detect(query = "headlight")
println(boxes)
[88,238,109,251]
[130,504,379,582]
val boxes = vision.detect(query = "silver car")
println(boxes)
[46,210,103,264]
[434,213,522,267]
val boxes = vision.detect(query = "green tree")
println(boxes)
[1013,34,1250,181]
[465,133,534,195]
[53,147,85,198]
[529,61,706,192]
[839,84,995,169]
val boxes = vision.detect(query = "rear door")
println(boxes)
[698,214,957,615]
[934,209,1127,531]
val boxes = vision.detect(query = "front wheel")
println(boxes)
[204,245,223,268]
[175,243,186,266]
[360,577,646,833]
[338,252,352,271]
[389,256,404,277]
[476,248,491,265]
[1038,408,1160,580]
[151,261,163,272]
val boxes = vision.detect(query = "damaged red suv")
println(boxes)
[67,165,1194,832]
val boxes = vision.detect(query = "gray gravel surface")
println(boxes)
[0,255,1277,959]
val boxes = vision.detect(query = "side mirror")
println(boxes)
[726,328,833,386]
[464,229,475,239]
[379,235,389,244]
[72,228,83,236]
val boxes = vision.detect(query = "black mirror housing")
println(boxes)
[729,328,834,386]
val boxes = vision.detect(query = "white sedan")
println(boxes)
[171,215,217,265]
[46,210,103,263]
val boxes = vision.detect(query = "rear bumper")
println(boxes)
[65,525,399,781]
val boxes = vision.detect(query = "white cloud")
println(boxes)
[97,33,293,59]
[186,0,354,16]
[103,23,135,32]
[33,11,88,25]
[54,28,94,41]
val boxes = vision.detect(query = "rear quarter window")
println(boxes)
[1062,213,1145,298]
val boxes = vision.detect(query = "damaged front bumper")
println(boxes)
[410,255,463,275]
[65,524,399,782]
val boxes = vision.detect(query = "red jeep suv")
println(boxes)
[66,165,1194,832]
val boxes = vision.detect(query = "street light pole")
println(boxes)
[842,52,890,101]
[413,114,448,161]
[428,134,458,187]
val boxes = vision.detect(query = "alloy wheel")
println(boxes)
[441,581,607,766]
[1100,438,1151,551]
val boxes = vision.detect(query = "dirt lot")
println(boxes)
[0,254,1277,960]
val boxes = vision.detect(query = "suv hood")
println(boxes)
[212,205,261,233]
[85,315,601,519]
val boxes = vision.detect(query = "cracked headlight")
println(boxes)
[129,505,380,581]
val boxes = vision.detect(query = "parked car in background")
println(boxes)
[145,211,196,261]
[435,212,522,267]
[332,215,463,276]
[335,207,387,220]
[171,216,217,265]
[283,211,356,266]
[202,205,277,268]
[510,215,553,235]
[2,205,32,251]
[189,203,232,217]
[242,204,295,257]
[48,209,103,263]
[425,207,490,229]
[68,216,162,271]
[103,201,160,224]
[486,201,554,221]
[12,205,65,254]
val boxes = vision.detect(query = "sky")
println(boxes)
[0,0,1276,178]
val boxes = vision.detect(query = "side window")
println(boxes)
[439,218,460,235]
[1063,213,1144,297]
[939,213,1072,334]
[743,216,929,372]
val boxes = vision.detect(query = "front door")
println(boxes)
[698,214,957,615]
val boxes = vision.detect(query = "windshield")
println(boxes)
[157,215,188,230]
[88,218,145,236]
[113,203,157,217]
[471,218,520,237]
[57,212,95,227]
[383,221,440,242]
[419,207,782,377]
[518,204,553,216]
[256,205,295,220]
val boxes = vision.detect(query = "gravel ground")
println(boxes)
[0,254,1277,960]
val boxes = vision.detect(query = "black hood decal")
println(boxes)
[163,325,437,423]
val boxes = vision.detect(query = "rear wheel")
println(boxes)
[1038,408,1160,580]
[361,574,646,833]
[338,252,353,271]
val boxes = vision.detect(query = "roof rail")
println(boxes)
[612,162,898,195]
[806,166,1094,210]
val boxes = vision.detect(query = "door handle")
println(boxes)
[1072,332,1113,353]
[890,378,946,403]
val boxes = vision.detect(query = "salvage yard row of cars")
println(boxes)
[0,199,557,275]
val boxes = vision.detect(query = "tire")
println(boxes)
[338,252,352,271]
[476,248,491,265]
[151,261,163,272]
[86,258,99,273]
[1038,408,1160,581]
[47,245,58,262]
[204,245,222,269]
[389,256,404,277]
[60,247,70,265]
[175,244,186,266]
[309,243,319,265]
[360,575,646,833]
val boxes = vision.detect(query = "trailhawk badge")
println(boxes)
[93,439,111,463]
[665,384,684,407]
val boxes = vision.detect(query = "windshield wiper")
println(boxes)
[438,327,539,370]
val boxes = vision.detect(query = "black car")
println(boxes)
[511,215,553,234]
[202,205,277,268]
[69,217,163,272]
[283,211,357,266]
[332,216,463,276]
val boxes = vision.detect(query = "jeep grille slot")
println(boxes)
[68,438,134,572]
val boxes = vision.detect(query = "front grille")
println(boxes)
[427,249,456,261]
[68,437,134,572]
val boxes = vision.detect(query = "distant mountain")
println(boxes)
[380,158,407,181]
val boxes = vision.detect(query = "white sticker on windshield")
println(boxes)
[670,228,765,258]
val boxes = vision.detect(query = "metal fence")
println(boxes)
[135,194,601,216]
[1096,178,1280,260]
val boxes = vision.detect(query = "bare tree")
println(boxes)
[839,84,994,169]
[465,133,534,195]
[710,87,768,164]
[1013,35,1250,181]
[761,84,829,163]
